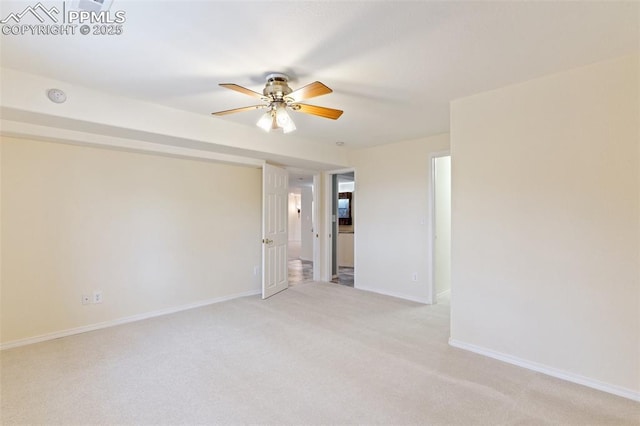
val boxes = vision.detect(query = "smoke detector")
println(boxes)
[47,89,67,104]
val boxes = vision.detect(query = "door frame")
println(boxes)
[279,168,321,284]
[312,173,321,281]
[321,167,356,284]
[428,151,451,304]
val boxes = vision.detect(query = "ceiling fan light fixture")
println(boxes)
[256,111,273,132]
[282,119,296,134]
[275,104,296,133]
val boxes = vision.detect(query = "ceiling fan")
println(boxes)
[211,73,343,134]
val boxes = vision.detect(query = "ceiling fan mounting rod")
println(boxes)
[265,72,289,83]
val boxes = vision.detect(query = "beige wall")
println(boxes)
[349,134,450,302]
[450,54,639,394]
[1,138,262,345]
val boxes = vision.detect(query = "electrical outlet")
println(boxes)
[412,273,418,282]
[93,291,103,304]
[253,265,260,276]
[81,294,91,305]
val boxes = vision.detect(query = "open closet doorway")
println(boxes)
[287,171,317,285]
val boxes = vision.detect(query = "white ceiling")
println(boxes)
[0,1,638,149]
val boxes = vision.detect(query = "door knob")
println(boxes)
[262,238,273,244]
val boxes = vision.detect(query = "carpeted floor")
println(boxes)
[1,282,638,425]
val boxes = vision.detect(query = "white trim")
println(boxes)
[312,173,321,281]
[322,172,334,282]
[327,167,356,176]
[356,285,430,304]
[351,170,356,288]
[448,338,640,402]
[0,290,261,351]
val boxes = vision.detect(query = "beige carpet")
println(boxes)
[1,282,638,425]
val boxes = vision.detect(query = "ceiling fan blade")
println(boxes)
[294,103,343,120]
[211,105,265,116]
[219,83,264,99]
[287,81,332,102]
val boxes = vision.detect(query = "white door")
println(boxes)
[262,163,289,299]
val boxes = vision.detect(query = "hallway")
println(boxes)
[288,259,354,288]
[288,259,313,285]
[288,240,312,286]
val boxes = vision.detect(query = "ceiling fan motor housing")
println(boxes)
[263,73,293,101]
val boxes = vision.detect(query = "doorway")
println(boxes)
[431,154,451,303]
[331,171,355,287]
[287,171,317,285]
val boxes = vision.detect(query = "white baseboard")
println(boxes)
[355,285,430,304]
[0,289,261,351]
[448,338,640,402]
